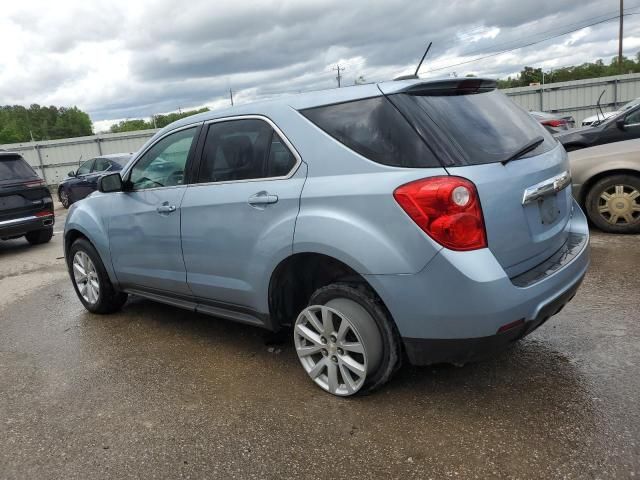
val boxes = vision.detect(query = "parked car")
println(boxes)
[556,103,640,151]
[64,78,589,396]
[581,97,640,126]
[569,138,640,233]
[530,111,575,133]
[0,152,54,244]
[58,153,131,208]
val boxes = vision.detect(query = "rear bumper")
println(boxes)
[365,200,590,366]
[0,214,55,238]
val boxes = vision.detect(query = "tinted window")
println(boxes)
[0,156,37,180]
[300,96,439,168]
[77,160,93,175]
[93,158,111,172]
[129,127,197,190]
[624,107,640,125]
[397,89,555,165]
[198,119,296,183]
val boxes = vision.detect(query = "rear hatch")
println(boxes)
[383,79,572,277]
[0,153,52,223]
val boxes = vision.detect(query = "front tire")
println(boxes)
[59,188,71,209]
[293,283,401,396]
[25,227,53,245]
[68,238,128,314]
[585,174,640,233]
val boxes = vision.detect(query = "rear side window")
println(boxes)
[300,96,440,168]
[198,119,297,183]
[0,156,37,180]
[392,89,556,166]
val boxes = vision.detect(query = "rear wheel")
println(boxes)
[293,283,401,396]
[25,227,53,245]
[585,174,640,233]
[59,188,71,209]
[68,238,128,313]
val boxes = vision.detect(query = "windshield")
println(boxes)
[622,98,640,111]
[392,89,556,166]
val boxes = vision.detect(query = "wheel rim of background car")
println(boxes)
[72,251,100,304]
[294,304,370,396]
[60,190,69,207]
[597,184,640,225]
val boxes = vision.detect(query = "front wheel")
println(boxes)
[293,283,401,396]
[59,188,71,209]
[585,174,640,233]
[68,238,128,313]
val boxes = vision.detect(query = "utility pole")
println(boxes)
[619,0,624,73]
[333,64,345,88]
[229,88,234,106]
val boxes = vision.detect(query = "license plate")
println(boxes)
[538,194,560,225]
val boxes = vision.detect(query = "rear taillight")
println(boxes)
[35,211,53,218]
[23,179,45,188]
[541,119,566,128]
[393,176,487,251]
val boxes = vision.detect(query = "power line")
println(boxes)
[425,13,640,74]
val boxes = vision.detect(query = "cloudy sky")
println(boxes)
[2,0,640,132]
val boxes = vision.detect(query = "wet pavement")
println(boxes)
[1,214,639,479]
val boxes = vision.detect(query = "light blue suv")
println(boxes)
[64,78,590,396]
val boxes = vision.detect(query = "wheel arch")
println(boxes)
[267,252,393,331]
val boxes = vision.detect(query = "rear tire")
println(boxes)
[294,283,401,396]
[68,238,128,314]
[25,227,53,245]
[585,174,640,233]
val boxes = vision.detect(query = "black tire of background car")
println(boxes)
[59,188,71,209]
[25,227,53,245]
[308,283,402,395]
[585,174,640,234]
[68,238,128,314]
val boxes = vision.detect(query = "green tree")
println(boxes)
[0,104,93,144]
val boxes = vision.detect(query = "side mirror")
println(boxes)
[98,172,123,193]
[616,118,626,130]
[68,170,76,177]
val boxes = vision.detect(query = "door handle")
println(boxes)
[248,192,279,207]
[157,202,177,214]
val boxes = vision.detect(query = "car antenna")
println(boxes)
[594,89,606,125]
[78,154,83,168]
[394,42,432,81]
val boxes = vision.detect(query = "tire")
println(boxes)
[59,188,71,209]
[25,227,53,245]
[68,238,128,314]
[293,283,401,396]
[585,174,640,234]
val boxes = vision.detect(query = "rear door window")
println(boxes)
[391,89,556,166]
[93,158,111,172]
[197,119,297,183]
[300,96,439,168]
[0,156,37,180]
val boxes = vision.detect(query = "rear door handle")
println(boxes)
[157,202,177,214]
[248,192,279,207]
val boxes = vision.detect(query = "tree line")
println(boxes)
[108,108,210,133]
[0,105,92,144]
[496,53,640,89]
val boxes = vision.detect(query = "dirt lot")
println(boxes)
[1,205,639,479]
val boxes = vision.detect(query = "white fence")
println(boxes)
[0,129,158,186]
[503,72,640,125]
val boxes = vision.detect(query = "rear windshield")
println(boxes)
[300,96,440,168]
[392,89,556,166]
[0,156,37,180]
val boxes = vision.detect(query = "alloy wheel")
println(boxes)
[294,305,369,396]
[72,251,100,304]
[60,189,70,208]
[597,184,640,225]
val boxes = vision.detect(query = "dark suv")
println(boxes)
[0,152,54,244]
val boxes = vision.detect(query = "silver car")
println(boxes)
[64,78,590,396]
[570,138,640,233]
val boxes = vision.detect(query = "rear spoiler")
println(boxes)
[396,78,496,96]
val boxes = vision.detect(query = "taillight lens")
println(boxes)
[393,176,487,251]
[35,211,53,217]
[541,119,566,128]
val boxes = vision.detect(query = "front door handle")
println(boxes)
[248,191,279,207]
[157,202,177,214]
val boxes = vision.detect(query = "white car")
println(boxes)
[582,97,640,126]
